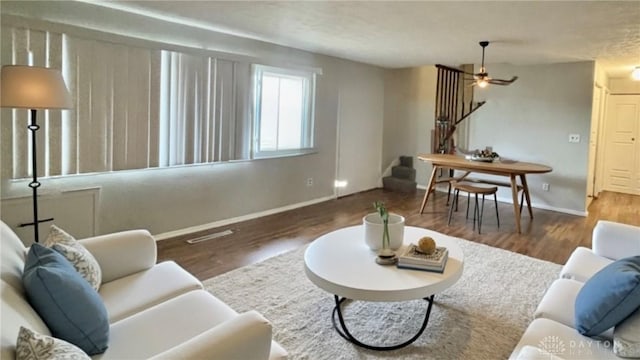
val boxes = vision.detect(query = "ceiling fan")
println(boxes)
[467,41,518,87]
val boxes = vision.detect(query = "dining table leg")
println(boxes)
[419,166,439,214]
[509,174,522,233]
[519,174,534,219]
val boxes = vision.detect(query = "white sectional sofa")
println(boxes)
[1,221,287,359]
[511,220,640,360]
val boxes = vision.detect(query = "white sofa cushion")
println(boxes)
[510,318,617,360]
[78,230,156,283]
[0,222,27,291]
[534,279,614,340]
[1,281,51,360]
[535,279,583,329]
[593,221,640,260]
[148,310,273,360]
[560,247,612,283]
[99,261,202,323]
[98,290,246,359]
[533,279,613,339]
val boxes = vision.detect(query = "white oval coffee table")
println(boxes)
[304,225,464,350]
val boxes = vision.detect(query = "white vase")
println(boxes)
[363,213,405,251]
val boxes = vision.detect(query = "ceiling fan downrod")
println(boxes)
[479,41,489,72]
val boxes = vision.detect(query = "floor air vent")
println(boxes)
[185,229,233,244]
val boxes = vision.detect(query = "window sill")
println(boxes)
[252,148,318,160]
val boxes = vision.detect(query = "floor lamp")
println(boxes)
[1,65,72,243]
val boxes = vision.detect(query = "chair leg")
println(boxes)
[478,194,486,234]
[465,192,470,219]
[494,193,500,228]
[447,189,457,226]
[472,193,479,231]
[447,182,452,206]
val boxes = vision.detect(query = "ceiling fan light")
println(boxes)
[477,79,489,88]
[632,66,640,81]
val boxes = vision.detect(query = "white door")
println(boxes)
[603,95,640,195]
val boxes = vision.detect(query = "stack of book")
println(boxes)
[397,244,448,273]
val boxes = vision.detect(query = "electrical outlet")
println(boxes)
[568,134,580,143]
[306,178,313,187]
[542,183,550,191]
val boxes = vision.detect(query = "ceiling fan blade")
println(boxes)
[488,76,518,85]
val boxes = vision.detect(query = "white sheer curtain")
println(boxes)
[160,51,213,166]
[159,51,241,166]
[63,35,161,173]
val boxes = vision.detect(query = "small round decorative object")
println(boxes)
[417,236,436,255]
[375,254,398,265]
[375,248,398,265]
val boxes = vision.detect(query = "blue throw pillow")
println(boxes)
[575,256,640,336]
[22,243,109,355]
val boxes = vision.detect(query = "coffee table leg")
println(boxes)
[331,294,435,351]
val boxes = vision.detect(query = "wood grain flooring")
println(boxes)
[157,189,640,281]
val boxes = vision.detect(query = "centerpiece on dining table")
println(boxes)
[458,147,500,162]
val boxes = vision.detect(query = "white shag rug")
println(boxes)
[203,236,561,360]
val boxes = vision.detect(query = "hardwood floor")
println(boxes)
[157,189,640,281]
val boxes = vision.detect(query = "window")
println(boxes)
[252,65,315,157]
[1,24,318,180]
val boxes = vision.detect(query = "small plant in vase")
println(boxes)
[373,201,398,265]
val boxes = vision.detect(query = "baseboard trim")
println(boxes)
[417,184,587,217]
[154,195,336,241]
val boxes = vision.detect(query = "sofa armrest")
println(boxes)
[592,221,640,261]
[148,310,273,360]
[78,230,157,283]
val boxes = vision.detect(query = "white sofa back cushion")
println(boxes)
[1,222,27,291]
[593,221,640,260]
[1,280,50,360]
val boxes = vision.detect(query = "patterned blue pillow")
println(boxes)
[575,256,640,336]
[22,244,109,355]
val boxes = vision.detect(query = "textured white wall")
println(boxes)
[470,62,594,213]
[0,3,385,235]
[336,62,385,197]
[383,66,437,187]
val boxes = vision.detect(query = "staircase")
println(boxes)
[382,156,417,193]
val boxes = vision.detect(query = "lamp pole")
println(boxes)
[15,109,54,243]
[28,109,42,242]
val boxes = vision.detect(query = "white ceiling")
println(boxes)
[105,1,640,77]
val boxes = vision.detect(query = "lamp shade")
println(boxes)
[1,65,72,109]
